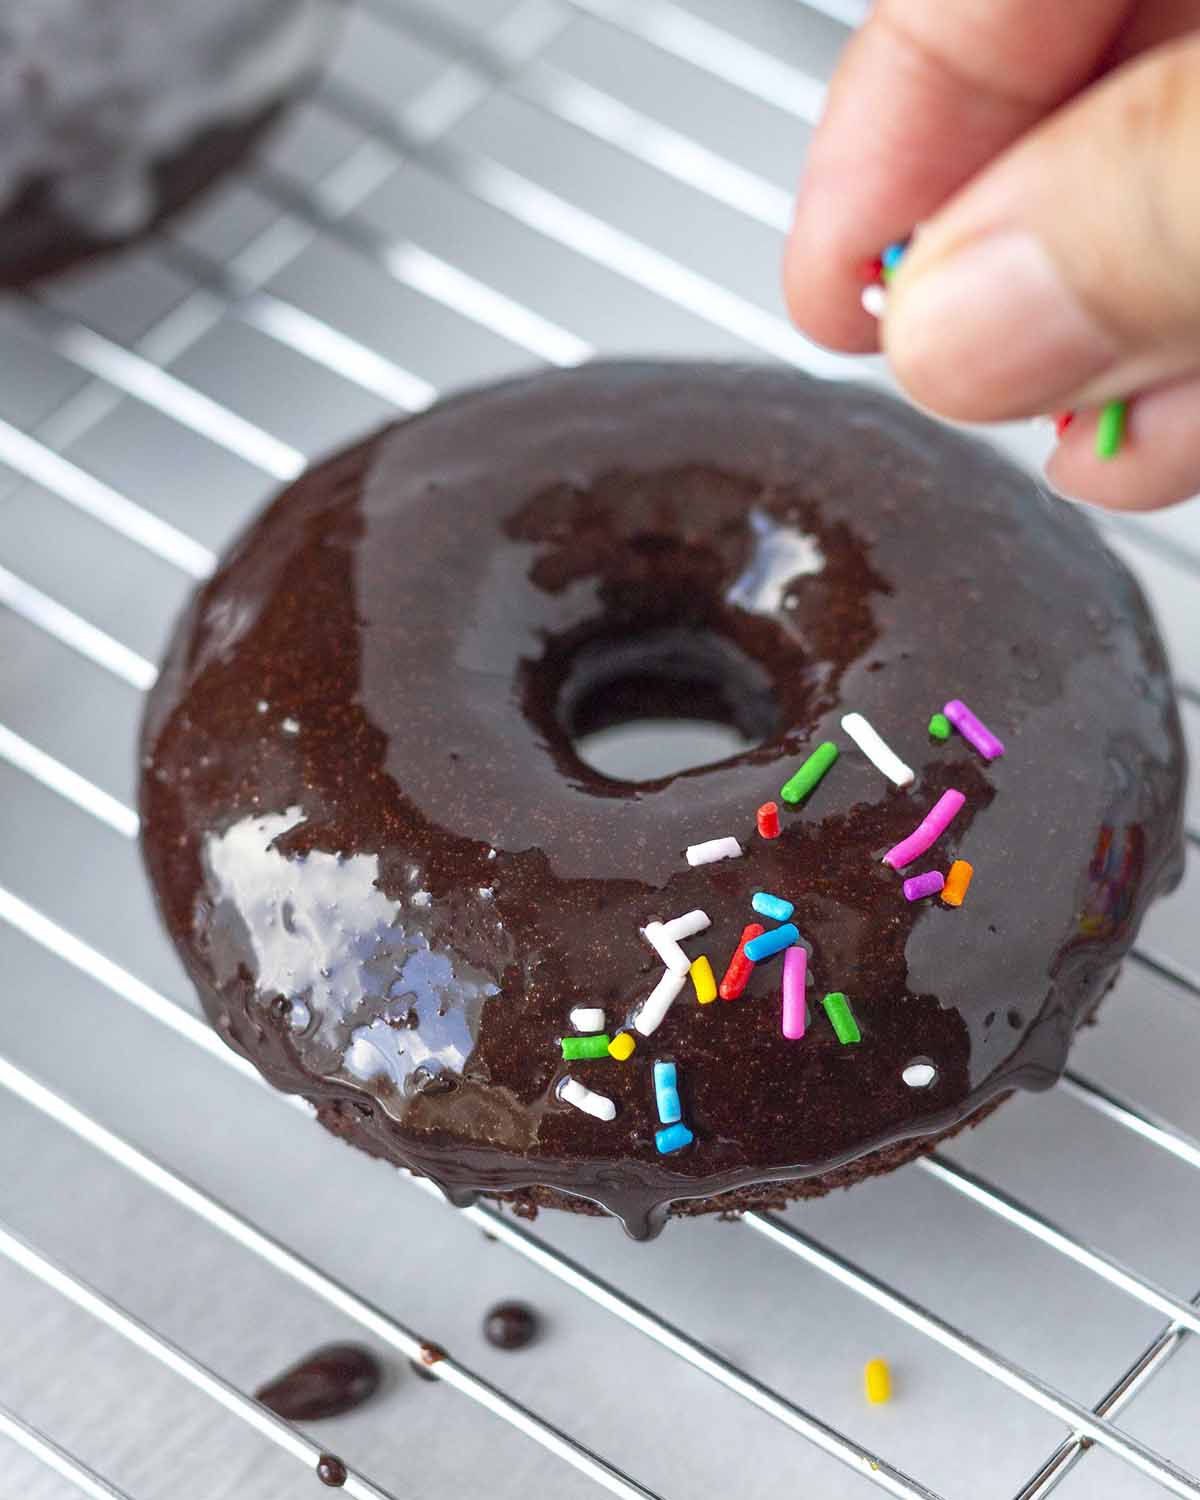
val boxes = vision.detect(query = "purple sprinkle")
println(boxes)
[903,871,945,902]
[944,699,1005,760]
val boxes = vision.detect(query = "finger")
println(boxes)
[784,0,1131,350]
[1046,380,1200,511]
[883,33,1200,421]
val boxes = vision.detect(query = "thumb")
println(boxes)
[881,32,1200,422]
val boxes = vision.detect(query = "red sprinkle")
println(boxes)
[756,801,781,840]
[719,923,765,1001]
[1054,410,1076,437]
[857,256,884,284]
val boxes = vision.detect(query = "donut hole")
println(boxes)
[902,1059,938,1090]
[560,627,779,784]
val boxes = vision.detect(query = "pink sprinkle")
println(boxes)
[903,871,945,902]
[782,945,807,1040]
[884,790,965,870]
[944,699,1005,760]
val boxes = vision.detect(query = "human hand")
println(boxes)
[784,0,1200,510]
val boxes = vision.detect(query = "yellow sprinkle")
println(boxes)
[864,1359,891,1405]
[941,860,974,908]
[690,955,717,1005]
[608,1033,636,1061]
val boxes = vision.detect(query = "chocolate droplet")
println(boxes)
[483,1301,539,1351]
[255,1343,382,1421]
[316,1453,348,1488]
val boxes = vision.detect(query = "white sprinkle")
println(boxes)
[281,716,301,736]
[662,909,711,942]
[557,1076,617,1121]
[902,1062,937,1089]
[685,836,742,867]
[642,920,691,975]
[570,1006,606,1032]
[861,283,886,319]
[411,889,432,908]
[634,968,687,1036]
[841,712,914,787]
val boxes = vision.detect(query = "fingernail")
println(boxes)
[886,232,1117,420]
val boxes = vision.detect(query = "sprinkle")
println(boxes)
[841,712,915,787]
[903,870,945,902]
[928,712,951,741]
[690,955,717,1005]
[782,945,807,1040]
[744,923,800,962]
[883,789,965,870]
[719,923,765,1000]
[902,1061,937,1088]
[756,801,781,840]
[1054,410,1076,438]
[857,256,884,283]
[655,1122,694,1154]
[780,741,839,805]
[881,240,907,271]
[752,891,794,922]
[608,1033,636,1061]
[634,968,687,1036]
[642,921,691,977]
[1096,399,1127,460]
[569,1006,605,1032]
[860,283,886,320]
[685,836,742,867]
[662,909,711,942]
[864,1359,892,1405]
[822,992,861,1045]
[557,1076,616,1122]
[943,699,1005,761]
[941,860,974,907]
[561,1034,611,1060]
[653,1060,681,1124]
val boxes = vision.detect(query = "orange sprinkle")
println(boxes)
[941,860,974,907]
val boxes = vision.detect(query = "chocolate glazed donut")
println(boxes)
[139,363,1186,1239]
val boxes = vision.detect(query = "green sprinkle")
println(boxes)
[561,1034,611,1060]
[780,741,839,805]
[1095,400,1127,461]
[822,992,861,1045]
[928,712,951,741]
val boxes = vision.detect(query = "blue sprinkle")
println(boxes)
[881,240,908,270]
[752,891,794,922]
[743,923,799,962]
[655,1122,694,1154]
[653,1060,681,1124]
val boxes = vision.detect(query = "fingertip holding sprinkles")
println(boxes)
[780,741,839,804]
[743,923,800,963]
[752,891,794,922]
[782,944,807,1040]
[642,921,691,977]
[883,789,966,870]
[653,1060,681,1124]
[557,1076,617,1122]
[608,1032,636,1061]
[942,860,974,907]
[569,1006,605,1032]
[841,712,915,787]
[634,968,687,1036]
[689,955,717,1005]
[719,923,765,1000]
[822,992,861,1045]
[685,835,742,867]
[943,699,1005,761]
[655,1121,694,1154]
[561,1034,611,1060]
[756,801,781,840]
[865,1359,892,1405]
[1096,399,1127,460]
[903,870,945,902]
[927,712,951,741]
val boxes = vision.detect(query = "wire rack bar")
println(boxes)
[0,1402,135,1500]
[0,723,139,838]
[1061,1071,1200,1174]
[0,562,157,690]
[741,1211,1200,1498]
[0,1058,663,1500]
[0,1221,400,1500]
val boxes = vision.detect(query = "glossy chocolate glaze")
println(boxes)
[139,363,1186,1239]
[255,1343,382,1421]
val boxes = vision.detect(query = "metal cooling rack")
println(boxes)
[2,2,1199,1496]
